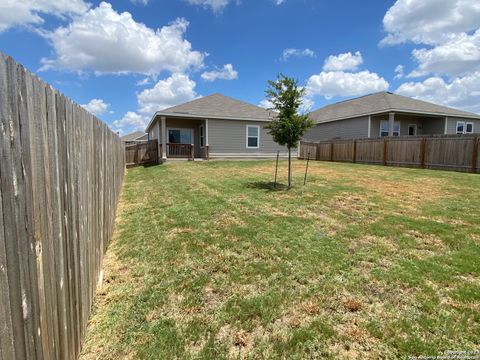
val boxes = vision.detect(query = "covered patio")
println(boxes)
[369,112,447,137]
[156,115,210,160]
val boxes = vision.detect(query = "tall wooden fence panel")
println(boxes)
[300,134,479,173]
[355,138,384,165]
[125,140,158,167]
[0,53,125,360]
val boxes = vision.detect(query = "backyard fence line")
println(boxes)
[125,140,159,168]
[0,53,125,360]
[299,134,480,173]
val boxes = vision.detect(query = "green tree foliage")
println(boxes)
[265,74,315,188]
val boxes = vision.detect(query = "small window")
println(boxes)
[393,122,400,136]
[199,125,204,148]
[380,120,400,137]
[246,125,259,148]
[466,122,474,134]
[456,121,465,134]
[408,124,417,136]
[380,121,389,137]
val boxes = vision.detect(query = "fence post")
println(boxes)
[472,137,479,173]
[316,143,320,160]
[353,140,357,163]
[383,138,388,166]
[190,144,194,161]
[420,138,427,169]
[205,145,210,160]
[135,143,139,166]
[330,142,334,162]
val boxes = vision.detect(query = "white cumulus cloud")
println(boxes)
[201,64,238,82]
[409,30,480,77]
[281,48,316,61]
[381,0,480,110]
[306,70,389,100]
[112,111,148,134]
[81,98,111,116]
[380,0,480,46]
[394,64,404,79]
[396,72,480,113]
[184,0,231,13]
[41,2,204,75]
[323,51,363,72]
[137,73,200,114]
[0,0,89,32]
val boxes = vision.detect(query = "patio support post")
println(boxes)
[205,119,210,160]
[388,112,395,136]
[161,116,167,160]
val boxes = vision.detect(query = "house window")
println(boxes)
[456,121,465,134]
[466,122,474,134]
[246,125,260,148]
[380,120,400,137]
[408,124,417,136]
[199,125,204,148]
[457,121,474,134]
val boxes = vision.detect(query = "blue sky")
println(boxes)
[1,0,479,135]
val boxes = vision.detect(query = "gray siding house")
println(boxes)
[121,131,148,145]
[304,92,480,141]
[145,93,287,160]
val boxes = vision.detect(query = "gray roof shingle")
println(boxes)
[121,131,147,141]
[156,93,272,119]
[309,92,480,123]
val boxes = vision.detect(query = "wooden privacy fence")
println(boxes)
[125,140,158,167]
[0,53,125,360]
[299,134,480,173]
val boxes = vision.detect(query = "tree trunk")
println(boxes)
[288,146,292,188]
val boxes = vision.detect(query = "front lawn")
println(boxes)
[81,160,480,359]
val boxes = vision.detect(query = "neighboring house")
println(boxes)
[304,92,480,141]
[121,131,148,145]
[145,93,287,159]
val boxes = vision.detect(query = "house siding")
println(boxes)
[304,116,369,141]
[446,117,480,134]
[208,119,288,157]
[149,121,160,141]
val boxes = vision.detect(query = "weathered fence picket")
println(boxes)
[0,53,125,360]
[300,134,480,173]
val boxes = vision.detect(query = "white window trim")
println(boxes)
[407,124,417,136]
[456,121,465,134]
[380,120,400,137]
[246,125,260,149]
[199,124,204,148]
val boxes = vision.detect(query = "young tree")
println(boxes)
[265,74,314,188]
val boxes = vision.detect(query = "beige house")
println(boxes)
[145,93,287,160]
[304,92,480,141]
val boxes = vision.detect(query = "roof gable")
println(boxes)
[121,130,146,141]
[158,93,273,121]
[309,92,480,123]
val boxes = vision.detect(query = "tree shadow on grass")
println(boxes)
[246,181,289,191]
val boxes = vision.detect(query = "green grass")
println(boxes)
[81,160,480,359]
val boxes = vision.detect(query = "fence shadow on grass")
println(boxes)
[247,181,289,191]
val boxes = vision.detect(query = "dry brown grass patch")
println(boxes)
[343,299,363,312]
